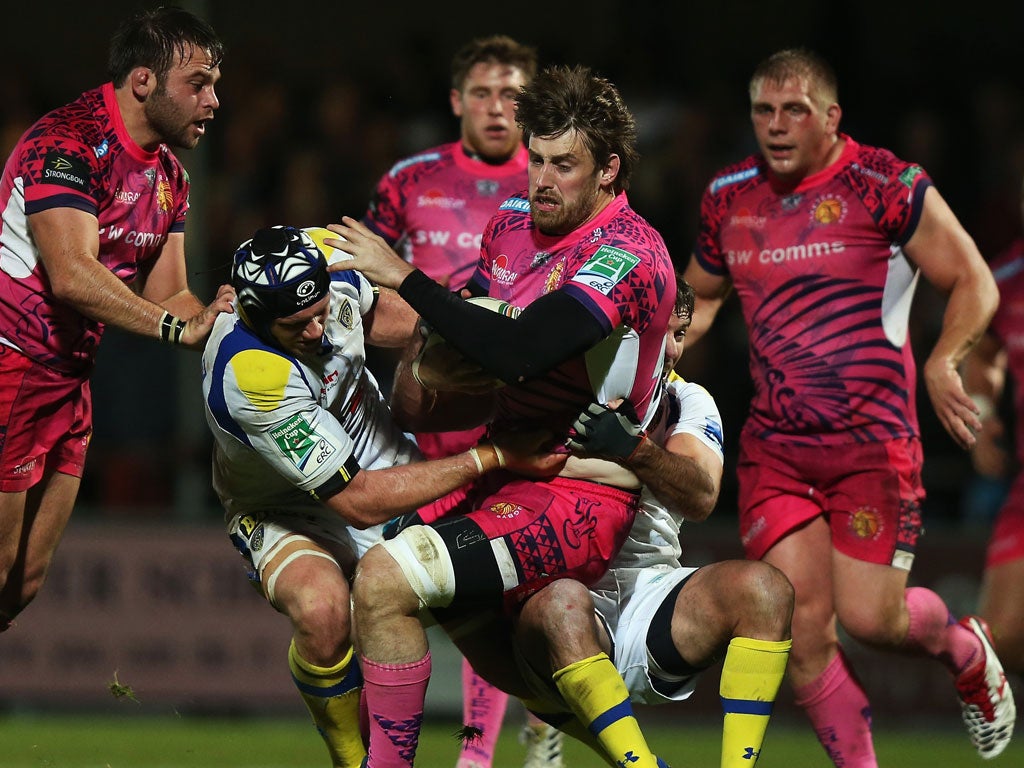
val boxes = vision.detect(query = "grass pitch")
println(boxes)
[2,713,1020,767]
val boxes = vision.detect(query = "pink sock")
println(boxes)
[793,648,877,768]
[361,653,432,768]
[457,657,509,768]
[903,586,981,674]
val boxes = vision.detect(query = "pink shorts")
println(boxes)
[0,348,92,492]
[737,434,925,568]
[986,473,1024,568]
[466,474,639,609]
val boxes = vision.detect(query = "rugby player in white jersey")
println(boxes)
[201,225,561,768]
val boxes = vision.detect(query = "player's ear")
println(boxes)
[600,154,621,187]
[449,88,464,118]
[825,103,842,136]
[131,66,155,101]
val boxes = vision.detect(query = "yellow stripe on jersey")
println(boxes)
[667,370,685,384]
[231,349,292,412]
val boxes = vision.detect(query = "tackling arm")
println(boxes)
[32,208,234,349]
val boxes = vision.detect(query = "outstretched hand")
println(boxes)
[181,283,235,348]
[324,217,415,289]
[566,399,646,462]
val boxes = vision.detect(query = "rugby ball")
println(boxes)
[302,226,354,265]
[412,296,521,392]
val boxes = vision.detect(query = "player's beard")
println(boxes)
[145,82,201,150]
[531,182,603,236]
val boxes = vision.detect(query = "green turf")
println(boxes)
[1,714,1019,767]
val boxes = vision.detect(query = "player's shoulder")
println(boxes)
[210,320,296,389]
[844,137,926,189]
[665,372,717,408]
[705,154,763,196]
[23,87,107,152]
[385,141,454,179]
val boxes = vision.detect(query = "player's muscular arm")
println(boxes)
[139,232,236,349]
[681,255,731,348]
[570,400,722,522]
[363,287,420,348]
[904,186,1000,450]
[321,443,563,529]
[31,206,169,337]
[629,431,722,522]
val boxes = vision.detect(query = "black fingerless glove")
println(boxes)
[566,400,646,461]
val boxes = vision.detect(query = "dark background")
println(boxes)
[5,0,1023,530]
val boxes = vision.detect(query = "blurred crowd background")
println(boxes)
[6,0,1023,531]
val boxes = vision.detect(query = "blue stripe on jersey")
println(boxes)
[499,196,531,212]
[587,698,634,736]
[720,696,774,716]
[561,283,615,335]
[709,166,760,194]
[206,323,288,448]
[329,269,361,291]
[388,151,441,177]
[25,192,97,216]
[993,255,1024,282]
[895,178,932,247]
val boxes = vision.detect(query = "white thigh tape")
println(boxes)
[265,549,340,607]
[380,526,456,609]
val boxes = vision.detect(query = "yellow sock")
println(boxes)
[719,637,791,768]
[288,640,365,768]
[553,653,659,768]
[521,696,614,767]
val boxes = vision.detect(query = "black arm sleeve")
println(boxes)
[397,269,608,384]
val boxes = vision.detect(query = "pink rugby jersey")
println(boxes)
[987,240,1024,464]
[0,83,190,374]
[696,135,931,445]
[363,141,528,290]
[471,191,676,438]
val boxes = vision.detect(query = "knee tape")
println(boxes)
[380,525,456,609]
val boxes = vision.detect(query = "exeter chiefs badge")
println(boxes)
[811,195,846,225]
[850,507,883,539]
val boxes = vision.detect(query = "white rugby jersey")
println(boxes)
[202,270,418,518]
[598,373,725,575]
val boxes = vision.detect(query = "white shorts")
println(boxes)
[601,565,702,705]
[227,506,383,586]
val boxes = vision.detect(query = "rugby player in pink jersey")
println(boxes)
[682,48,1013,764]
[964,176,1024,678]
[360,36,544,768]
[0,8,233,636]
[328,65,676,768]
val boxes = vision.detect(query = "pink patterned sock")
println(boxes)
[903,586,981,674]
[361,652,431,768]
[793,648,877,767]
[456,657,509,768]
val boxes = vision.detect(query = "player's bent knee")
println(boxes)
[374,526,456,610]
[381,527,456,607]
